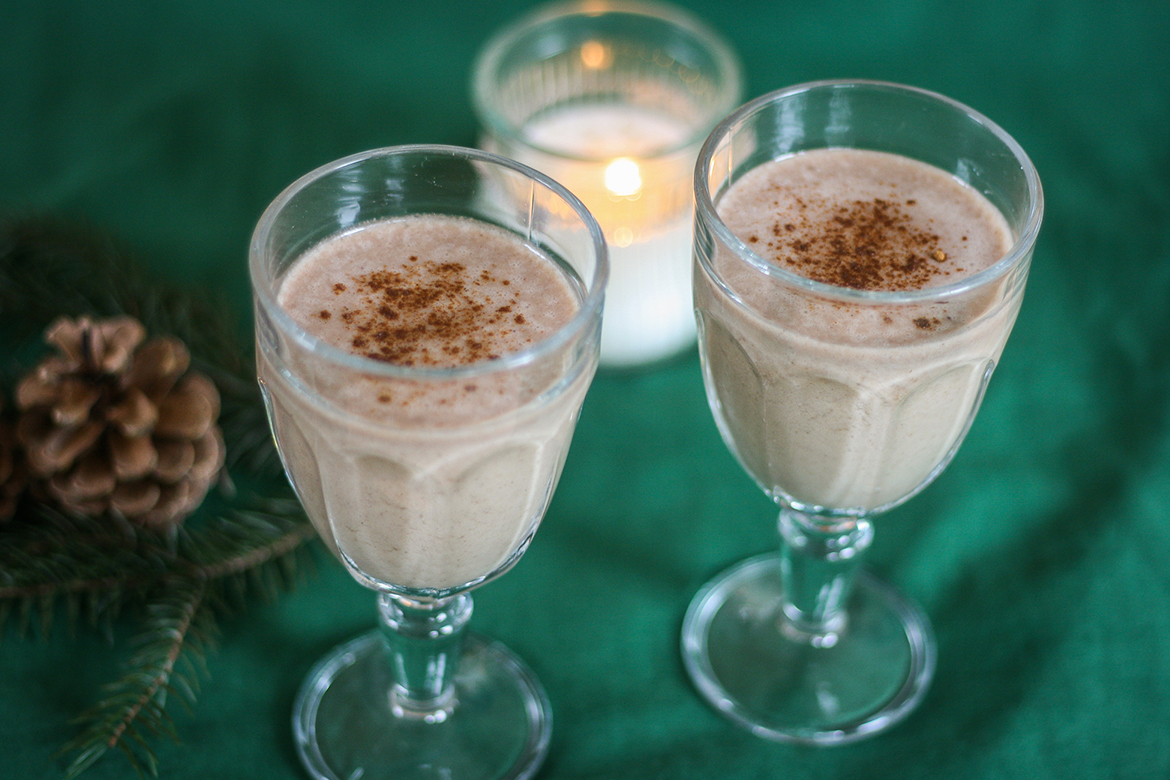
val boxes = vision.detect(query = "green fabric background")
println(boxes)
[3,0,1169,777]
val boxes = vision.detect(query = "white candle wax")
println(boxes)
[511,103,700,368]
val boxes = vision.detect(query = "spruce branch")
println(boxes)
[0,214,320,778]
[58,576,210,780]
[0,499,316,634]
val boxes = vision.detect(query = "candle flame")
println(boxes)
[605,157,642,197]
[580,40,612,70]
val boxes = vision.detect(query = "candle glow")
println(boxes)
[605,158,643,198]
[579,40,612,69]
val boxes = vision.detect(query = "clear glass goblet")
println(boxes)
[251,145,607,779]
[682,81,1043,744]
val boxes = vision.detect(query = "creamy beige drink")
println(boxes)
[697,148,1019,511]
[258,214,589,590]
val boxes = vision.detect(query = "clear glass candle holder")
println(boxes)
[472,0,741,368]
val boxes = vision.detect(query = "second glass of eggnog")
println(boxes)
[682,81,1042,744]
[252,145,607,780]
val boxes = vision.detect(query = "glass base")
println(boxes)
[681,552,935,745]
[293,630,551,780]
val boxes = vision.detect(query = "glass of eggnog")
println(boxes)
[682,81,1042,744]
[251,145,606,780]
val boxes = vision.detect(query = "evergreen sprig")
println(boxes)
[0,214,317,778]
[59,576,211,779]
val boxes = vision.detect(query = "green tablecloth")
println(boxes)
[3,0,1168,777]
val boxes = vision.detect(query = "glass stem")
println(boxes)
[377,591,473,722]
[778,507,874,641]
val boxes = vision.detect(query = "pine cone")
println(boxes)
[14,315,225,530]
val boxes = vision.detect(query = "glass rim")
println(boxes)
[250,143,609,381]
[694,79,1045,304]
[470,0,743,163]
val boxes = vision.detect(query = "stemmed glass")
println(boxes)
[251,145,606,779]
[682,81,1043,743]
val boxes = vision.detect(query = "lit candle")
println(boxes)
[472,2,741,368]
[515,102,696,366]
